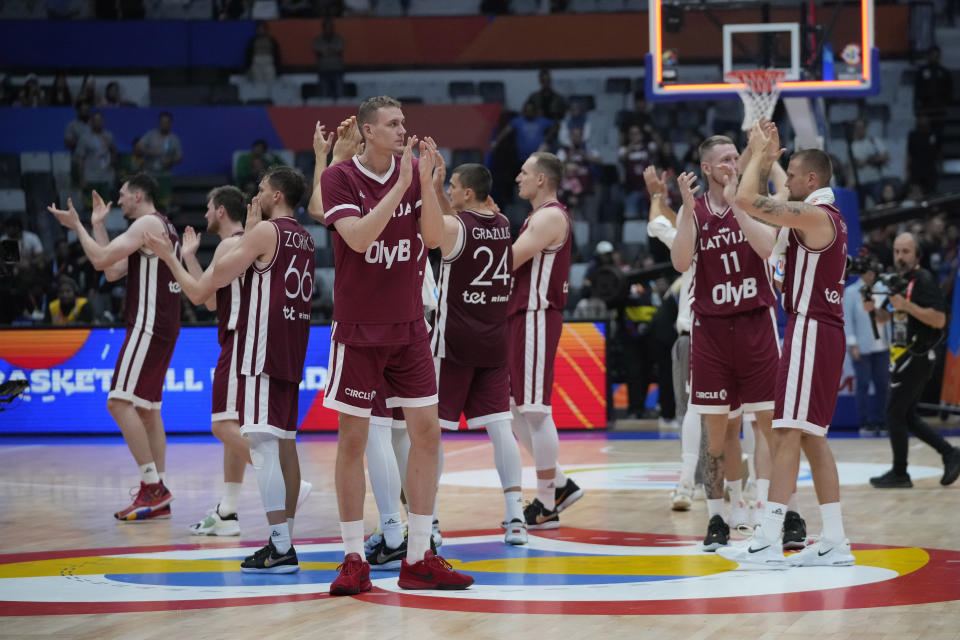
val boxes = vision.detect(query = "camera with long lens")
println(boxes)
[846,252,909,339]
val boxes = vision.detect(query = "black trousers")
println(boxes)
[886,350,953,474]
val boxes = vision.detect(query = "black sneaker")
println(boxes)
[366,536,407,570]
[870,469,913,489]
[524,498,560,530]
[941,447,960,486]
[702,514,729,551]
[240,540,299,574]
[782,510,807,550]
[554,478,584,513]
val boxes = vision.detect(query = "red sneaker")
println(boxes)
[330,553,372,596]
[398,550,474,590]
[114,481,173,521]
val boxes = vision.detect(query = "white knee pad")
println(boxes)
[486,420,522,490]
[365,423,402,515]
[247,433,285,513]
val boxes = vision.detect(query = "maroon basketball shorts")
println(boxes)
[238,372,299,439]
[108,326,177,410]
[689,306,779,415]
[323,335,438,418]
[774,315,845,436]
[436,358,511,431]
[211,332,239,422]
[509,309,563,414]
[370,381,406,429]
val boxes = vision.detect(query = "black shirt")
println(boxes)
[890,266,944,355]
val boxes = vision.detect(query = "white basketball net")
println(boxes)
[725,69,787,131]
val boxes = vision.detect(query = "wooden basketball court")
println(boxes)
[1,430,958,637]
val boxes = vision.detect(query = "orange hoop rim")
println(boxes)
[724,69,788,93]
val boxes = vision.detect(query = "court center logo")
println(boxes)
[1,530,958,616]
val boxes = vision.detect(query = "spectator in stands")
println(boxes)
[48,239,94,294]
[908,115,942,196]
[2,218,44,268]
[11,271,48,325]
[619,125,654,220]
[914,46,953,134]
[558,127,600,205]
[527,69,567,122]
[581,240,619,300]
[849,117,889,205]
[312,17,345,99]
[616,92,654,147]
[235,139,284,195]
[44,276,93,325]
[14,74,47,107]
[48,72,72,107]
[64,101,92,154]
[491,100,556,167]
[681,130,704,173]
[246,21,281,86]
[901,182,926,207]
[102,81,133,107]
[558,98,592,147]
[878,182,900,207]
[136,112,182,209]
[74,110,117,203]
[278,0,315,17]
[76,73,97,106]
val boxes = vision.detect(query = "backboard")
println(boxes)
[645,0,880,102]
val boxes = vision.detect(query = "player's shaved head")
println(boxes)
[357,96,402,136]
[207,185,245,222]
[790,149,833,188]
[452,164,492,202]
[698,135,736,162]
[530,152,563,190]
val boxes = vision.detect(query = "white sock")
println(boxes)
[270,521,291,554]
[340,520,365,558]
[505,490,523,522]
[220,482,242,516]
[756,478,770,507]
[536,476,555,510]
[380,511,404,549]
[486,420,522,493]
[787,492,800,513]
[510,406,534,456]
[727,479,743,506]
[706,499,724,518]
[139,462,160,485]
[287,517,295,539]
[365,423,402,519]
[554,467,567,486]
[758,501,788,542]
[526,412,559,509]
[406,512,433,563]
[679,410,700,485]
[820,502,845,543]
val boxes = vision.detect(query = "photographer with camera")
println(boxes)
[865,232,960,488]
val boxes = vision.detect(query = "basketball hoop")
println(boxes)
[725,69,787,131]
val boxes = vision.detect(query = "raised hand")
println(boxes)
[418,139,435,184]
[313,121,334,159]
[246,195,263,231]
[91,190,113,227]
[143,230,174,261]
[676,171,700,208]
[642,165,667,197]
[398,135,417,188]
[181,226,200,257]
[431,144,446,190]
[332,116,362,164]
[719,168,739,206]
[747,120,770,156]
[47,197,81,231]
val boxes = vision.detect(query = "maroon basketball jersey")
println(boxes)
[236,217,314,383]
[215,231,244,346]
[126,212,181,339]
[782,200,848,327]
[431,209,513,367]
[690,194,776,317]
[321,155,426,346]
[508,200,572,316]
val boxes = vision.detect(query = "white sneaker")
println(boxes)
[504,518,528,545]
[728,501,752,532]
[717,529,788,569]
[743,480,758,504]
[788,539,855,567]
[296,480,312,512]
[671,481,694,511]
[188,505,240,536]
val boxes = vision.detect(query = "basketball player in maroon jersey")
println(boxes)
[509,151,584,529]
[319,96,473,593]
[670,134,783,552]
[48,174,180,521]
[431,161,527,545]
[719,121,855,567]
